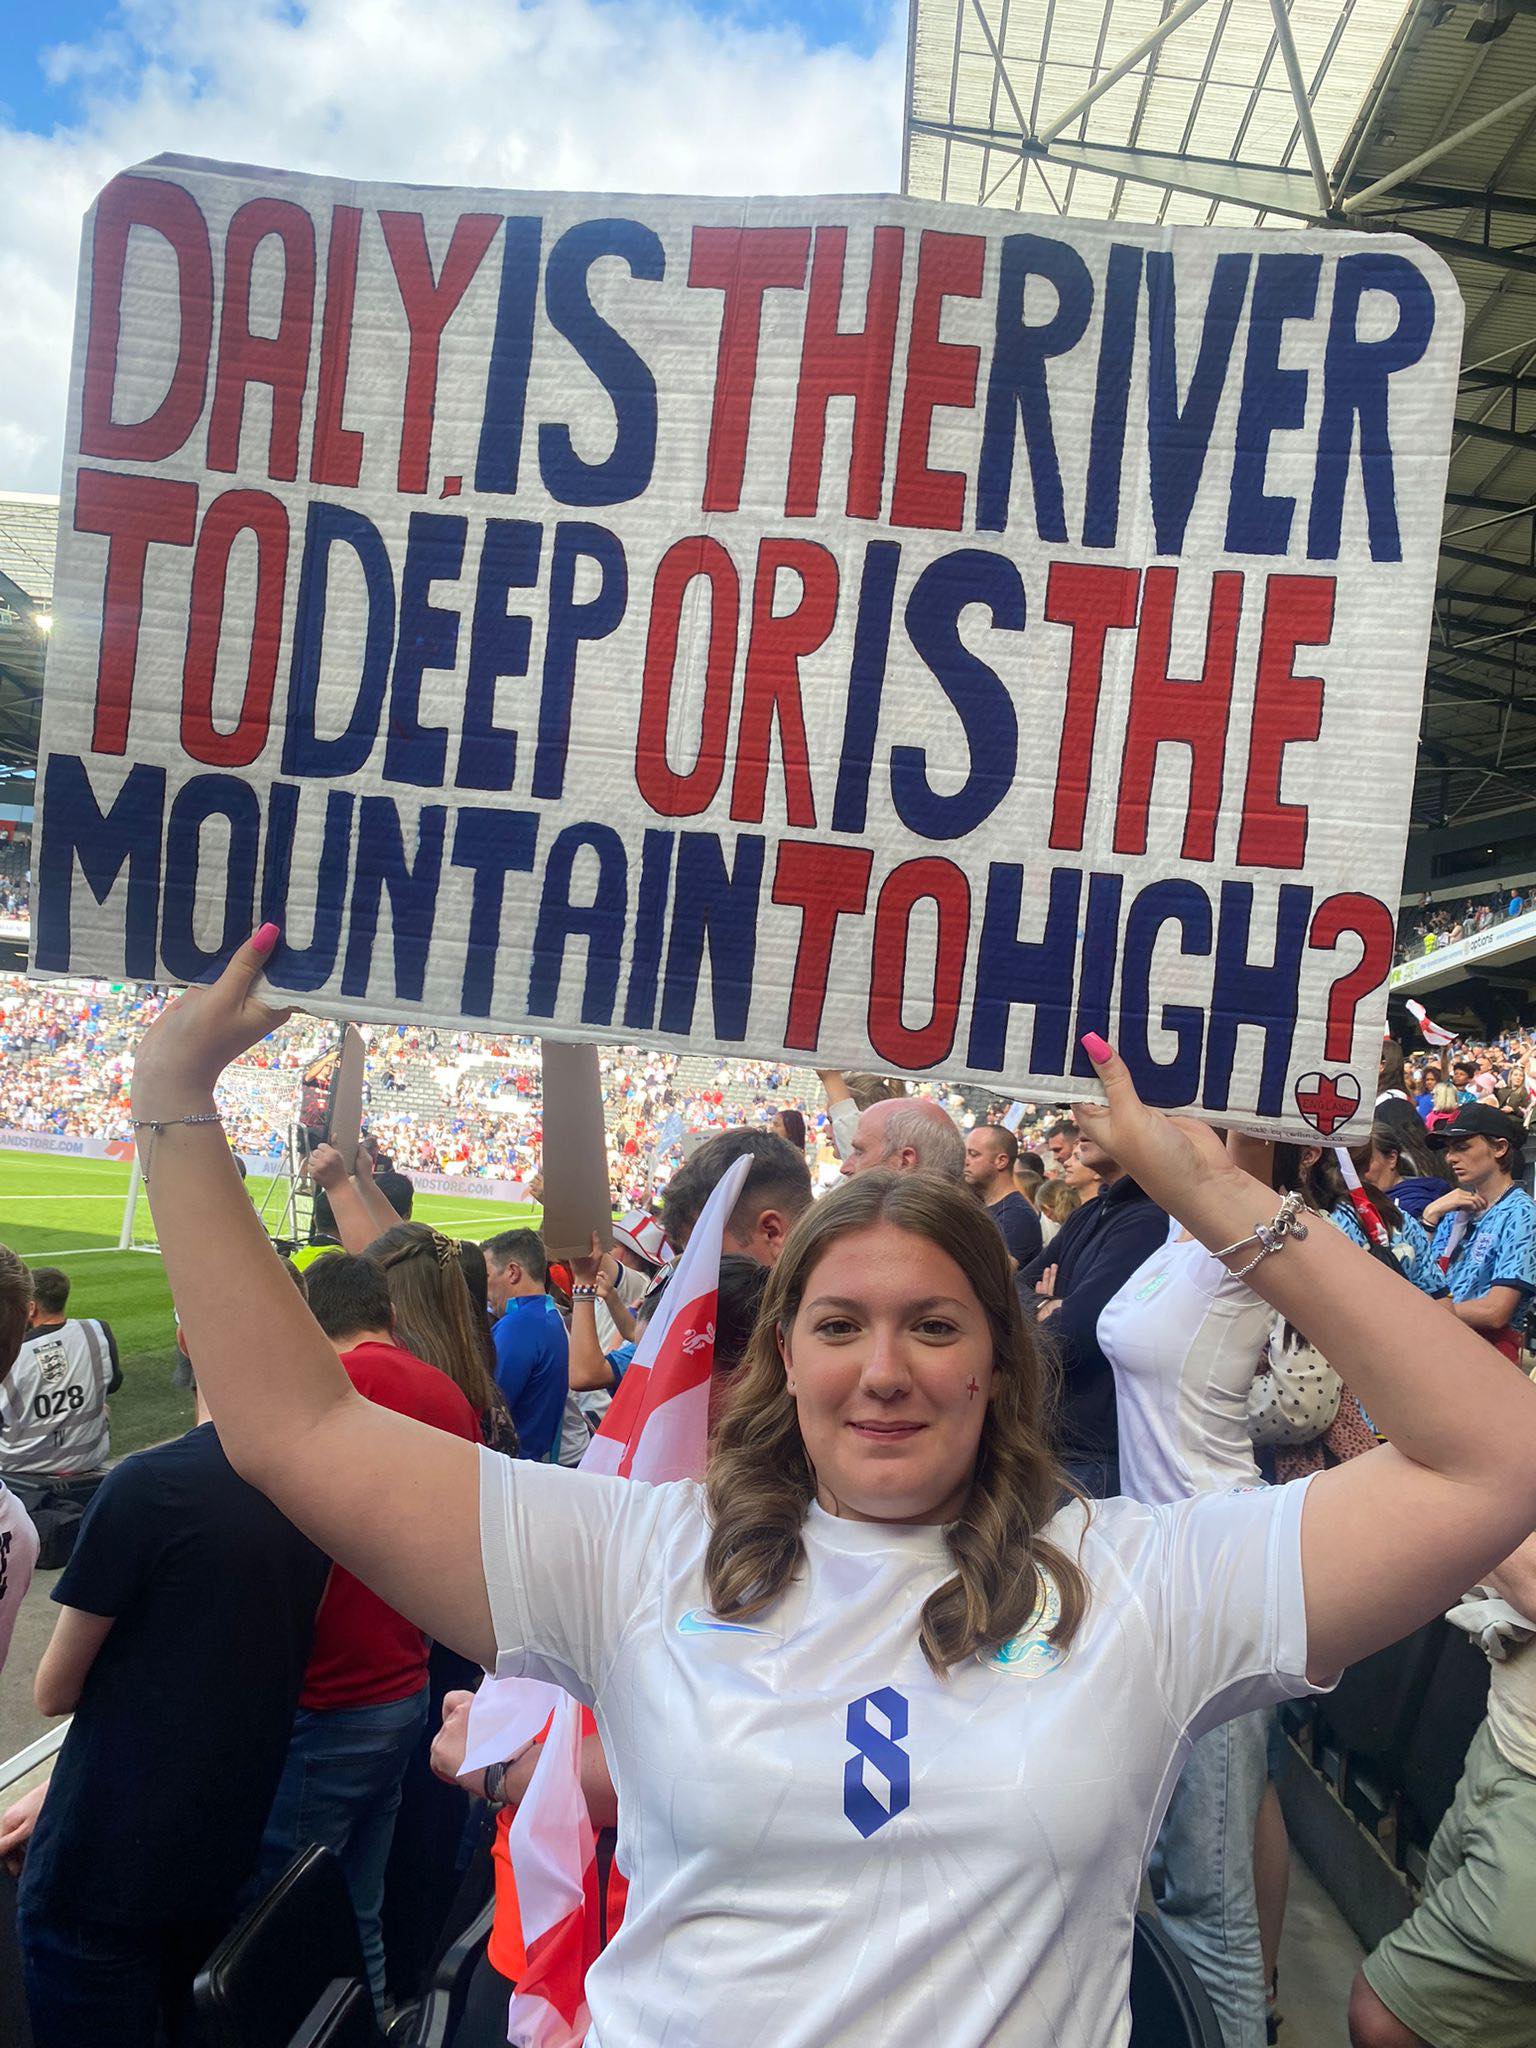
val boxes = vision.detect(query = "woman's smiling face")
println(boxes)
[778,1221,996,1526]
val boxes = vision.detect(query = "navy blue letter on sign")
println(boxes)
[843,1688,910,1838]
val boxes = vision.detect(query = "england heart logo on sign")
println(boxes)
[1293,1072,1361,1136]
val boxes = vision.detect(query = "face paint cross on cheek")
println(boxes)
[967,1377,980,1401]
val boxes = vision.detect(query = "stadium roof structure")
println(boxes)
[0,490,55,799]
[905,0,1536,835]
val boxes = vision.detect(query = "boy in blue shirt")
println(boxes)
[1424,1105,1536,1359]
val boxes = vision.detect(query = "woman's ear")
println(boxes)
[775,1318,795,1394]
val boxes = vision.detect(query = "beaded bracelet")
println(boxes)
[570,1284,599,1302]
[129,1110,224,1183]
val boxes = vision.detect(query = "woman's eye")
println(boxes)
[916,1318,960,1339]
[813,1317,858,1338]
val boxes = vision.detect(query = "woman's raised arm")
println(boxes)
[131,928,495,1668]
[1077,1039,1536,1683]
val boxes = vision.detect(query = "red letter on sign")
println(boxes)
[1044,562,1141,852]
[381,211,501,493]
[771,839,874,1050]
[207,199,317,480]
[1238,575,1334,871]
[635,537,740,817]
[868,857,971,1069]
[75,469,199,754]
[180,490,289,768]
[689,226,811,513]
[1114,568,1242,863]
[731,539,835,830]
[80,174,213,464]
[785,226,903,521]
[311,205,366,488]
[890,231,985,533]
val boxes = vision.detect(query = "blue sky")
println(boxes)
[0,0,891,134]
[0,0,904,487]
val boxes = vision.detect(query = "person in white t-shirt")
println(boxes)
[127,939,1536,2048]
[0,1244,40,1680]
[1099,1222,1275,2046]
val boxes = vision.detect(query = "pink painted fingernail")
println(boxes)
[1081,1033,1112,1065]
[252,922,280,955]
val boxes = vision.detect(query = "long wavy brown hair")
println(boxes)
[368,1222,511,1437]
[705,1171,1089,1676]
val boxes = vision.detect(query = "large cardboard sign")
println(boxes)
[31,156,1462,1136]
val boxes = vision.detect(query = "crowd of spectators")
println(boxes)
[0,839,27,924]
[1395,883,1531,965]
[0,965,1532,2047]
[3,874,1536,2046]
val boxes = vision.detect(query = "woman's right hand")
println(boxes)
[130,925,293,1117]
[1423,1188,1483,1228]
[1073,1039,1246,1217]
[430,1688,486,1795]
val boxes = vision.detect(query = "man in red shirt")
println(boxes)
[254,1254,479,2006]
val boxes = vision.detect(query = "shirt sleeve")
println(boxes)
[476,1446,685,1701]
[1141,1478,1329,1741]
[829,1095,858,1161]
[1490,1198,1536,1299]
[1395,1214,1448,1299]
[606,1341,637,1382]
[52,1464,157,1619]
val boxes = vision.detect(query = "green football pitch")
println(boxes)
[0,1148,540,1459]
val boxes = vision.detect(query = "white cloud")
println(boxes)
[0,0,905,490]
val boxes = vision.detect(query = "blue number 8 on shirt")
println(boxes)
[843,1688,910,1837]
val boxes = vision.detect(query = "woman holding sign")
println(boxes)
[126,926,1536,2048]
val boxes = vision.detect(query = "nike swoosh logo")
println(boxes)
[676,1608,769,1638]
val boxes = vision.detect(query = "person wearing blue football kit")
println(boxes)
[1422,1104,1536,1360]
[125,933,1536,2048]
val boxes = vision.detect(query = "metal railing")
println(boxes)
[0,1722,67,1796]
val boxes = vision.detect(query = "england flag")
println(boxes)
[463,1153,752,2047]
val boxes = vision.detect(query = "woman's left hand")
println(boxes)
[131,925,292,1117]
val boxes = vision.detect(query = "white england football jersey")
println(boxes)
[479,1449,1324,2048]
[1097,1222,1270,1506]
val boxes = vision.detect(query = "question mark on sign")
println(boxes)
[1307,894,1396,1063]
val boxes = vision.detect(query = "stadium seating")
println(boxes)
[289,1980,381,2048]
[194,1845,378,2048]
[1399,1622,1491,1873]
[400,1899,495,2048]
[1129,1910,1225,2047]
[1314,1620,1444,1834]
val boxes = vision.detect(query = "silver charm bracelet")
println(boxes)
[1214,1190,1309,1280]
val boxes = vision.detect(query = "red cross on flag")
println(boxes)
[1405,999,1456,1050]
